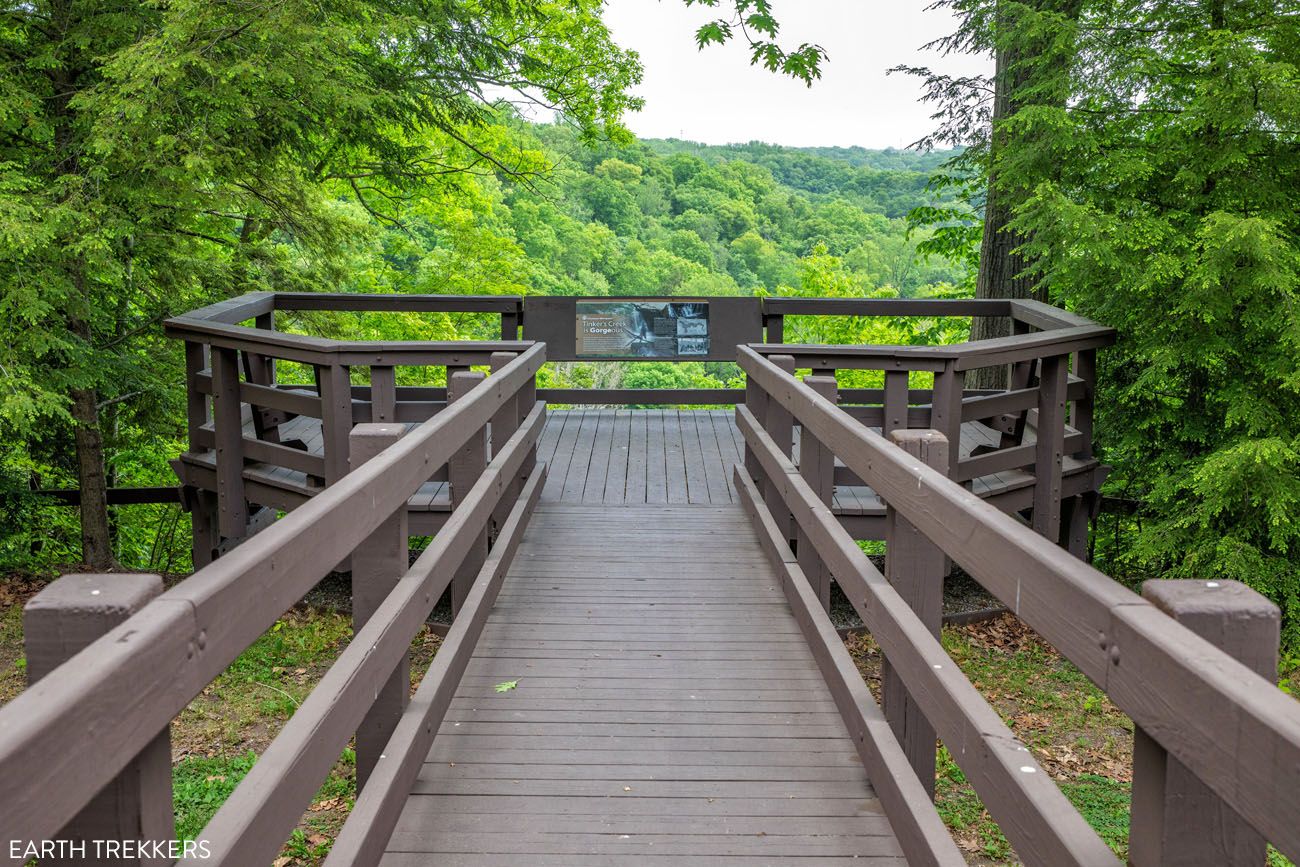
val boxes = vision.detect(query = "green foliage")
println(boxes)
[909,0,1300,647]
[0,0,640,568]
[1060,775,1131,857]
[991,0,1300,647]
[0,0,972,575]
[684,1,828,85]
[173,751,258,841]
[226,611,351,688]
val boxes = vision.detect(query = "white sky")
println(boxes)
[601,1,992,149]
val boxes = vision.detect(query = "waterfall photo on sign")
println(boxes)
[574,300,710,358]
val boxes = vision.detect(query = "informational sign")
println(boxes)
[575,301,710,358]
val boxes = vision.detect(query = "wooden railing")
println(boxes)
[166,293,531,562]
[168,293,1113,552]
[736,345,1300,866]
[750,298,1113,545]
[0,343,546,866]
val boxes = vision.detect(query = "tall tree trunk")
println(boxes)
[69,309,115,569]
[48,0,115,568]
[969,0,1082,388]
[70,383,115,569]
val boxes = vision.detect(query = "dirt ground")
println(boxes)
[3,571,1298,866]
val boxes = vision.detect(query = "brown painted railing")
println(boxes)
[0,343,546,866]
[168,292,1113,554]
[749,298,1113,545]
[737,345,1300,866]
[166,294,533,560]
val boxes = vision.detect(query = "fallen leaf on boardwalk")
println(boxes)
[494,680,519,693]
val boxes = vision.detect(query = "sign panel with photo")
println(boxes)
[574,301,710,358]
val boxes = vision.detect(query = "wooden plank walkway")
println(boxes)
[381,503,905,865]
[176,408,1100,532]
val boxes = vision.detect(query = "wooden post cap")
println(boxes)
[1142,579,1280,675]
[350,423,406,441]
[24,574,163,684]
[889,429,948,449]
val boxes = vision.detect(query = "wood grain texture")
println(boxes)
[736,403,1119,866]
[0,347,546,848]
[375,501,903,864]
[739,348,1300,863]
[733,468,965,867]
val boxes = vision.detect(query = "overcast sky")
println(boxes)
[600,1,991,150]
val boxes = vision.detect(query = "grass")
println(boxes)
[0,570,444,867]
[168,601,441,865]
[173,751,258,841]
[848,614,1300,865]
[0,577,40,704]
[848,616,1137,863]
[1,570,1297,865]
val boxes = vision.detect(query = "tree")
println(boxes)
[0,0,639,567]
[686,0,827,84]
[902,0,1083,385]
[966,0,1300,645]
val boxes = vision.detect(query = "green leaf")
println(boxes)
[494,680,519,693]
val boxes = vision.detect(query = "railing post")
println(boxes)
[766,314,785,343]
[882,429,949,799]
[929,362,964,478]
[448,370,489,614]
[743,371,770,483]
[184,340,209,454]
[211,346,248,538]
[189,488,220,569]
[998,355,1037,449]
[349,424,410,791]
[501,307,521,340]
[369,366,397,424]
[489,352,521,539]
[1129,580,1279,867]
[882,369,909,439]
[24,574,172,864]
[763,355,797,544]
[1033,354,1068,540]
[318,363,354,484]
[800,374,837,612]
[1072,348,1096,459]
[518,359,538,481]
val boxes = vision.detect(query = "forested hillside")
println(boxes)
[348,121,968,301]
[0,120,969,571]
[4,0,1298,654]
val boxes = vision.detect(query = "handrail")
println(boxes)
[324,463,548,867]
[745,325,1113,368]
[0,342,546,846]
[198,404,547,865]
[763,297,1014,317]
[166,314,533,362]
[731,464,966,866]
[736,401,1117,865]
[737,345,1300,863]
[273,292,522,314]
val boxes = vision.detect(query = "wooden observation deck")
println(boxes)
[2,293,1298,867]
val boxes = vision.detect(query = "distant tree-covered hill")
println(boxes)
[451,121,975,301]
[643,139,959,215]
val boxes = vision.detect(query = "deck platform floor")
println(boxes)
[382,503,905,865]
[178,408,1097,526]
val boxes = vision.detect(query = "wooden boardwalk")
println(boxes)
[382,503,905,865]
[535,409,1099,517]
[177,408,1101,539]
